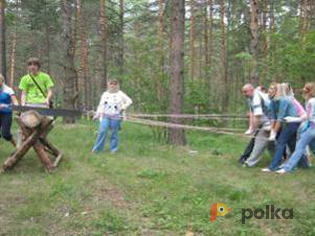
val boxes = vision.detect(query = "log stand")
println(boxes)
[1,111,62,173]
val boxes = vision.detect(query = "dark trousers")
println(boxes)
[269,122,300,170]
[238,129,260,164]
[0,112,13,141]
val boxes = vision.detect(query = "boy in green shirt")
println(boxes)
[19,57,54,107]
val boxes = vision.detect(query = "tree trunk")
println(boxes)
[9,29,16,87]
[309,0,315,29]
[100,0,107,91]
[250,0,259,85]
[204,1,209,72]
[208,0,213,70]
[300,0,311,42]
[207,0,214,109]
[0,0,6,80]
[77,0,89,110]
[44,0,51,74]
[189,0,196,80]
[118,0,124,75]
[220,0,228,111]
[301,0,307,38]
[73,0,79,109]
[157,0,165,102]
[262,0,268,82]
[9,0,19,87]
[62,0,77,123]
[168,0,186,146]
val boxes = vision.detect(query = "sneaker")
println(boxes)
[261,168,271,172]
[110,150,117,154]
[279,163,285,169]
[242,163,248,168]
[276,169,286,174]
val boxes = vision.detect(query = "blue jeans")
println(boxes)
[92,117,121,152]
[269,122,300,170]
[284,124,315,172]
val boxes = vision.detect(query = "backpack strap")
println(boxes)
[29,73,47,98]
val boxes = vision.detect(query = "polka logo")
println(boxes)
[210,203,233,222]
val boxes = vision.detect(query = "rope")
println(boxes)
[126,117,249,137]
[82,110,266,140]
[82,110,248,120]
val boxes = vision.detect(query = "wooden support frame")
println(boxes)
[1,112,63,173]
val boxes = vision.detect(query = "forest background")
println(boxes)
[0,0,314,144]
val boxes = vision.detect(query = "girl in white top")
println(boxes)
[92,79,132,153]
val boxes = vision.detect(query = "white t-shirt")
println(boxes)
[249,89,270,125]
[96,90,132,118]
[306,97,315,123]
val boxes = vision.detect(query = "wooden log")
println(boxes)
[2,129,39,170]
[40,138,61,157]
[19,117,58,171]
[2,118,53,171]
[37,117,63,165]
[33,142,55,172]
[53,153,63,167]
[39,117,54,138]
[20,110,42,128]
[26,118,55,171]
[16,117,31,138]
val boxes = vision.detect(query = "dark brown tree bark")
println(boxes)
[62,0,77,123]
[168,0,186,146]
[72,0,80,109]
[77,0,89,110]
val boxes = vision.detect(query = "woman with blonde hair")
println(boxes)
[262,82,300,171]
[0,74,19,146]
[277,83,315,173]
[92,79,132,154]
[281,82,306,117]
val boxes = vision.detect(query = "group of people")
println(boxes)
[0,57,54,147]
[0,57,132,154]
[240,82,315,174]
[3,58,313,173]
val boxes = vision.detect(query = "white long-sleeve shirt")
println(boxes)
[96,90,132,118]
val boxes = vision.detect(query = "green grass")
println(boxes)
[1,119,315,235]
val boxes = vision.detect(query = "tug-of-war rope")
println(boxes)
[84,110,260,139]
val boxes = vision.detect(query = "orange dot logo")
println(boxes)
[210,203,233,222]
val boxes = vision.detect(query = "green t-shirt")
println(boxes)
[19,72,54,103]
